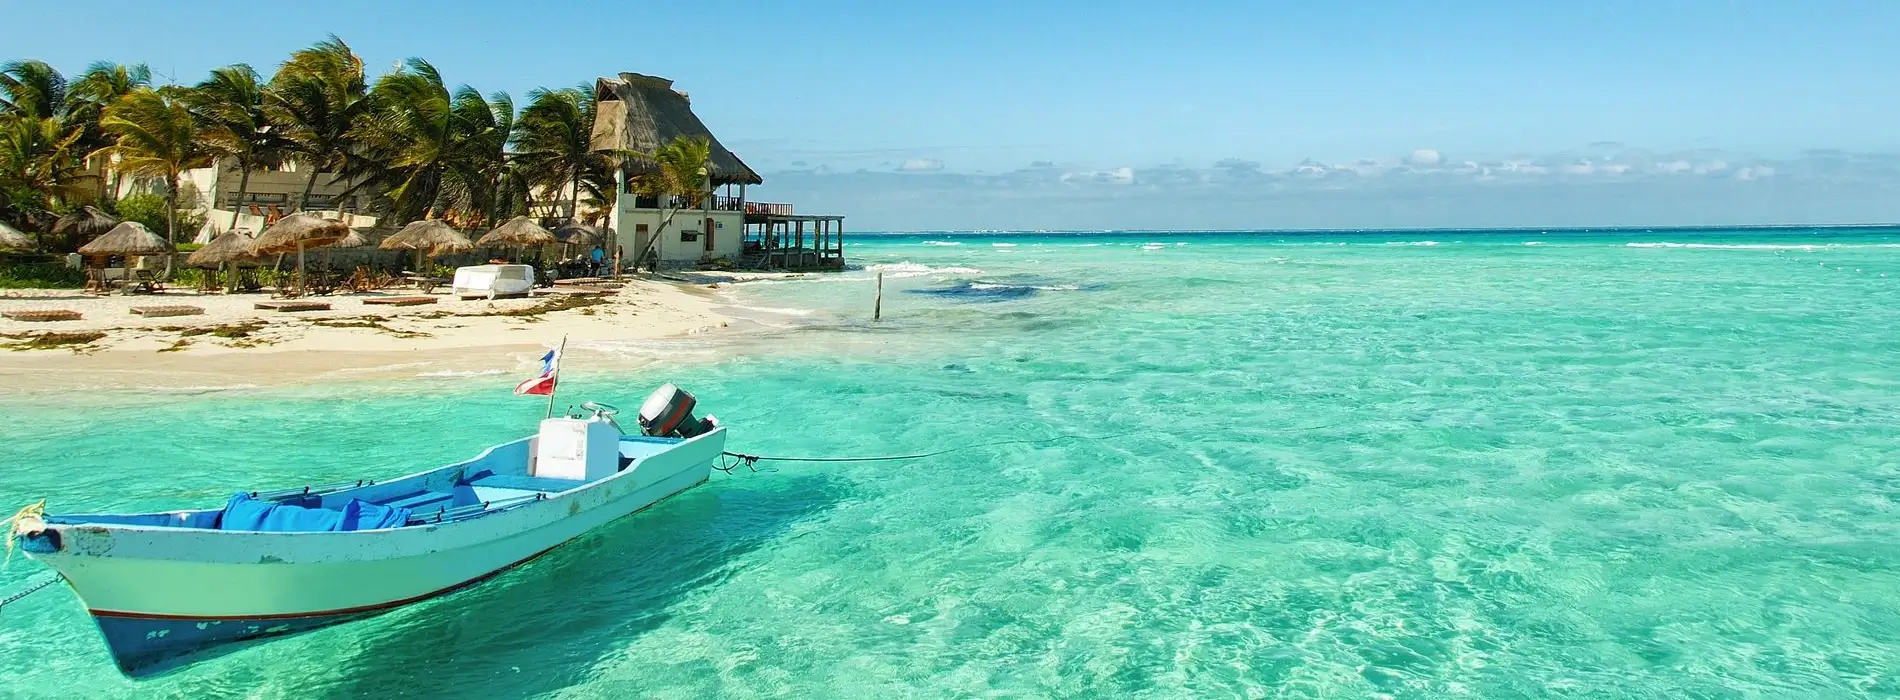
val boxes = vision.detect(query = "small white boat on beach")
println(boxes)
[10,383,726,678]
[451,263,536,298]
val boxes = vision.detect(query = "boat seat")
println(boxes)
[381,491,455,511]
[463,473,583,494]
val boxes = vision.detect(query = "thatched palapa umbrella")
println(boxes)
[52,206,120,250]
[0,220,32,251]
[478,216,556,262]
[552,222,604,247]
[380,219,474,274]
[318,227,369,271]
[252,213,350,296]
[188,229,258,292]
[78,222,172,291]
[187,229,257,267]
[552,222,607,270]
[333,228,370,250]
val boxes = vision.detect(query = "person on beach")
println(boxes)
[589,246,605,276]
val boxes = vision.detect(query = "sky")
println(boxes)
[9,0,1900,230]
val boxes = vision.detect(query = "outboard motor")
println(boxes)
[638,383,717,438]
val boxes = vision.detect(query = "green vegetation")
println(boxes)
[0,257,84,288]
[1,36,688,255]
[114,193,204,244]
[627,137,712,272]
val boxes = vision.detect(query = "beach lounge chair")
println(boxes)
[130,305,205,318]
[3,310,82,322]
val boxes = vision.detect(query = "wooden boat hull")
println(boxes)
[22,427,725,678]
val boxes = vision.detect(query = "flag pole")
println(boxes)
[545,335,567,419]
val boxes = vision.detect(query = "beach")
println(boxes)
[0,277,757,392]
[5,229,1900,697]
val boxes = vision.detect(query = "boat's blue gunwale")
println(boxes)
[39,432,696,536]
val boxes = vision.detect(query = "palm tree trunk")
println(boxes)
[229,160,253,230]
[163,178,179,278]
[644,207,681,273]
[568,165,581,222]
[295,162,321,212]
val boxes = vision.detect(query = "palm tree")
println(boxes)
[70,62,151,200]
[347,58,482,224]
[266,35,367,212]
[0,61,90,230]
[0,115,95,238]
[512,86,609,223]
[185,64,278,230]
[96,87,214,274]
[439,90,522,227]
[627,136,711,272]
[0,60,69,120]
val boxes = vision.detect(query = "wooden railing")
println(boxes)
[745,202,793,216]
[627,194,748,211]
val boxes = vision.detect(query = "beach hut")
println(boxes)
[590,74,762,188]
[381,220,475,280]
[251,213,351,296]
[478,216,557,262]
[78,222,172,294]
[51,206,120,251]
[0,220,32,251]
[188,229,259,293]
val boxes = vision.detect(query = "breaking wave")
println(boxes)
[868,262,985,279]
[417,369,507,378]
[1625,242,1852,250]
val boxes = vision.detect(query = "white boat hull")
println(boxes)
[23,427,725,677]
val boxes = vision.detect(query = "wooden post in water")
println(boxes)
[874,272,883,321]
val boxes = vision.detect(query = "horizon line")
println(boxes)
[847,223,1900,235]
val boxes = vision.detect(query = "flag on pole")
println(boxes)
[514,347,560,396]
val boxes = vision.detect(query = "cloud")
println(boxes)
[1407,148,1443,167]
[1059,166,1135,185]
[742,144,1900,230]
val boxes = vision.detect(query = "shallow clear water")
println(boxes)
[4,228,1900,697]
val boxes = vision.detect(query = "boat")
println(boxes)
[450,263,535,299]
[9,383,726,678]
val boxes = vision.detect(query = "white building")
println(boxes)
[590,72,845,270]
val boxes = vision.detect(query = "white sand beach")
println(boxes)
[0,278,749,391]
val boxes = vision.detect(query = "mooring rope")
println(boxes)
[0,574,58,616]
[716,432,1138,474]
[4,500,47,568]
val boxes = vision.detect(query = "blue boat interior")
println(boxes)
[46,434,688,532]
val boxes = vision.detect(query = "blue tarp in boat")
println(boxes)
[218,492,412,532]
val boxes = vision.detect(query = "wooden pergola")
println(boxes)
[742,213,845,271]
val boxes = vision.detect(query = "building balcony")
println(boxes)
[625,194,753,212]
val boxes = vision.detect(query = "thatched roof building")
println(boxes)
[590,73,762,186]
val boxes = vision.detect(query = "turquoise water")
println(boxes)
[4,228,1900,697]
